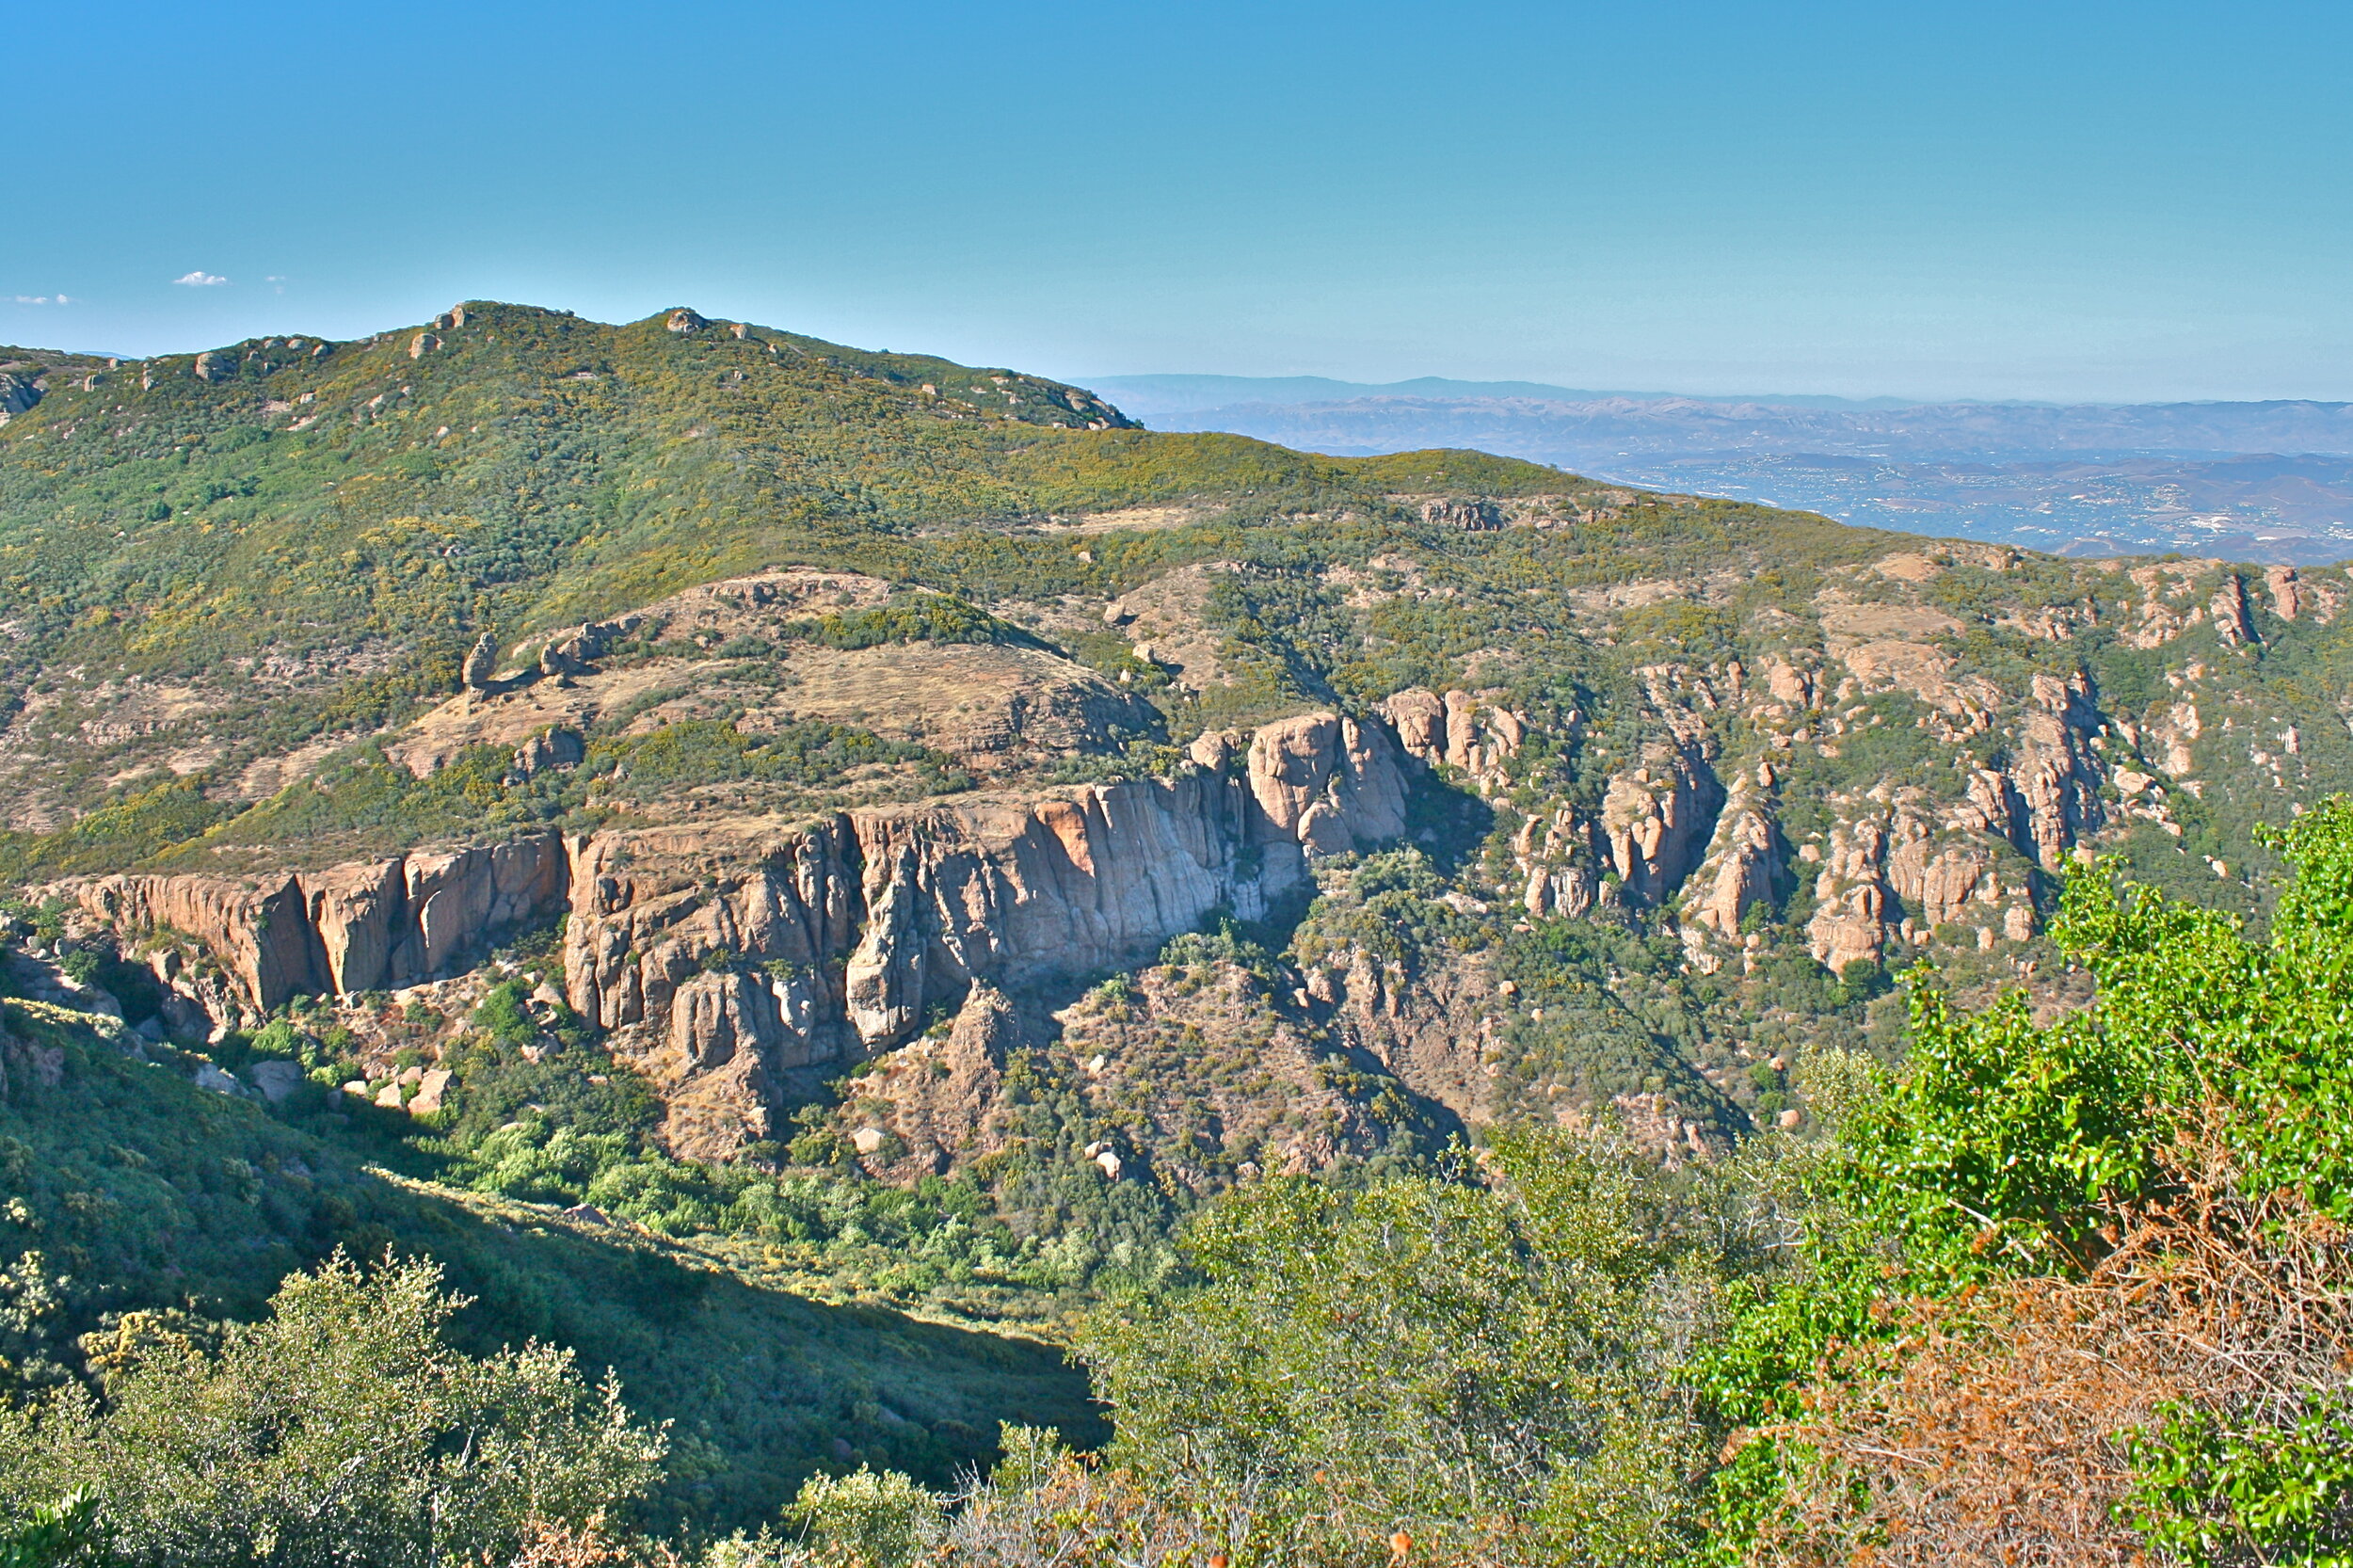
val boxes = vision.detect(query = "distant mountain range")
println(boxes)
[1083,374,1936,413]
[1085,376,2353,562]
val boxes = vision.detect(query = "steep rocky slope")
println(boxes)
[35,537,2353,1184]
[8,300,2353,1256]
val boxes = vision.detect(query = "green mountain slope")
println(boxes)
[0,300,1577,827]
[0,997,1097,1533]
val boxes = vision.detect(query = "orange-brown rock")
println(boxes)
[1685,776,1783,940]
[69,836,569,1016]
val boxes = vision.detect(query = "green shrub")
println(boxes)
[784,1466,944,1568]
[1078,1128,1727,1564]
[792,593,1035,651]
[0,1491,100,1568]
[0,1252,665,1568]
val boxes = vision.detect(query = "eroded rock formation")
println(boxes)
[1681,769,1785,959]
[70,836,567,1019]
[68,711,1420,1156]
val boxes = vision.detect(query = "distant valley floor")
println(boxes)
[1116,393,2353,563]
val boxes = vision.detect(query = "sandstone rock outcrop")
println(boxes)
[71,835,567,1016]
[1381,688,1529,784]
[1419,498,1506,530]
[2007,673,2107,867]
[460,632,499,690]
[0,372,40,421]
[1805,793,2035,971]
[1599,743,1723,904]
[2211,574,2258,648]
[1683,772,1785,944]
[560,723,1408,1149]
[878,983,1016,1171]
[513,728,584,776]
[1305,942,1502,1127]
[68,712,1422,1154]
[1243,713,1408,870]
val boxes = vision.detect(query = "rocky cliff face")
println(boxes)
[1303,941,1503,1128]
[1680,768,1786,964]
[562,712,1429,1156]
[52,536,2353,1171]
[67,711,1418,1158]
[69,837,568,1025]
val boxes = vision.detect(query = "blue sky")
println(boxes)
[8,0,2351,402]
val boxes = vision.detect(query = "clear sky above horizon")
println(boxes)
[9,0,2352,403]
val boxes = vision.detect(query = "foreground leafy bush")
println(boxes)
[0,1493,99,1568]
[0,1252,665,1568]
[782,1469,942,1568]
[1068,1128,1742,1566]
[1708,799,2353,1565]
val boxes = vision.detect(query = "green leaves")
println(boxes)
[2125,1399,2353,1568]
[0,1251,666,1568]
[784,1466,945,1568]
[792,592,1038,651]
[0,1491,101,1568]
[2059,803,2353,1220]
[1842,981,2167,1276]
[1078,1131,1722,1564]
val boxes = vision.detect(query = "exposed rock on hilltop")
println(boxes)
[391,568,1158,779]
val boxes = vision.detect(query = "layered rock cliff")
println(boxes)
[70,838,568,1025]
[48,533,2353,1172]
[65,710,1420,1157]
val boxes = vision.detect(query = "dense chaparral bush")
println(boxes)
[0,1252,666,1568]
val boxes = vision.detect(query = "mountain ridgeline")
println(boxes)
[6,301,2353,1556]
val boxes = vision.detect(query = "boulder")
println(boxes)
[246,1059,305,1104]
[460,632,498,690]
[408,1068,454,1115]
[514,729,584,776]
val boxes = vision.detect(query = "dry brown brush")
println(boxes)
[1744,1137,2353,1567]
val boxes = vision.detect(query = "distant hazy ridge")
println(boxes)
[1089,376,2353,562]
